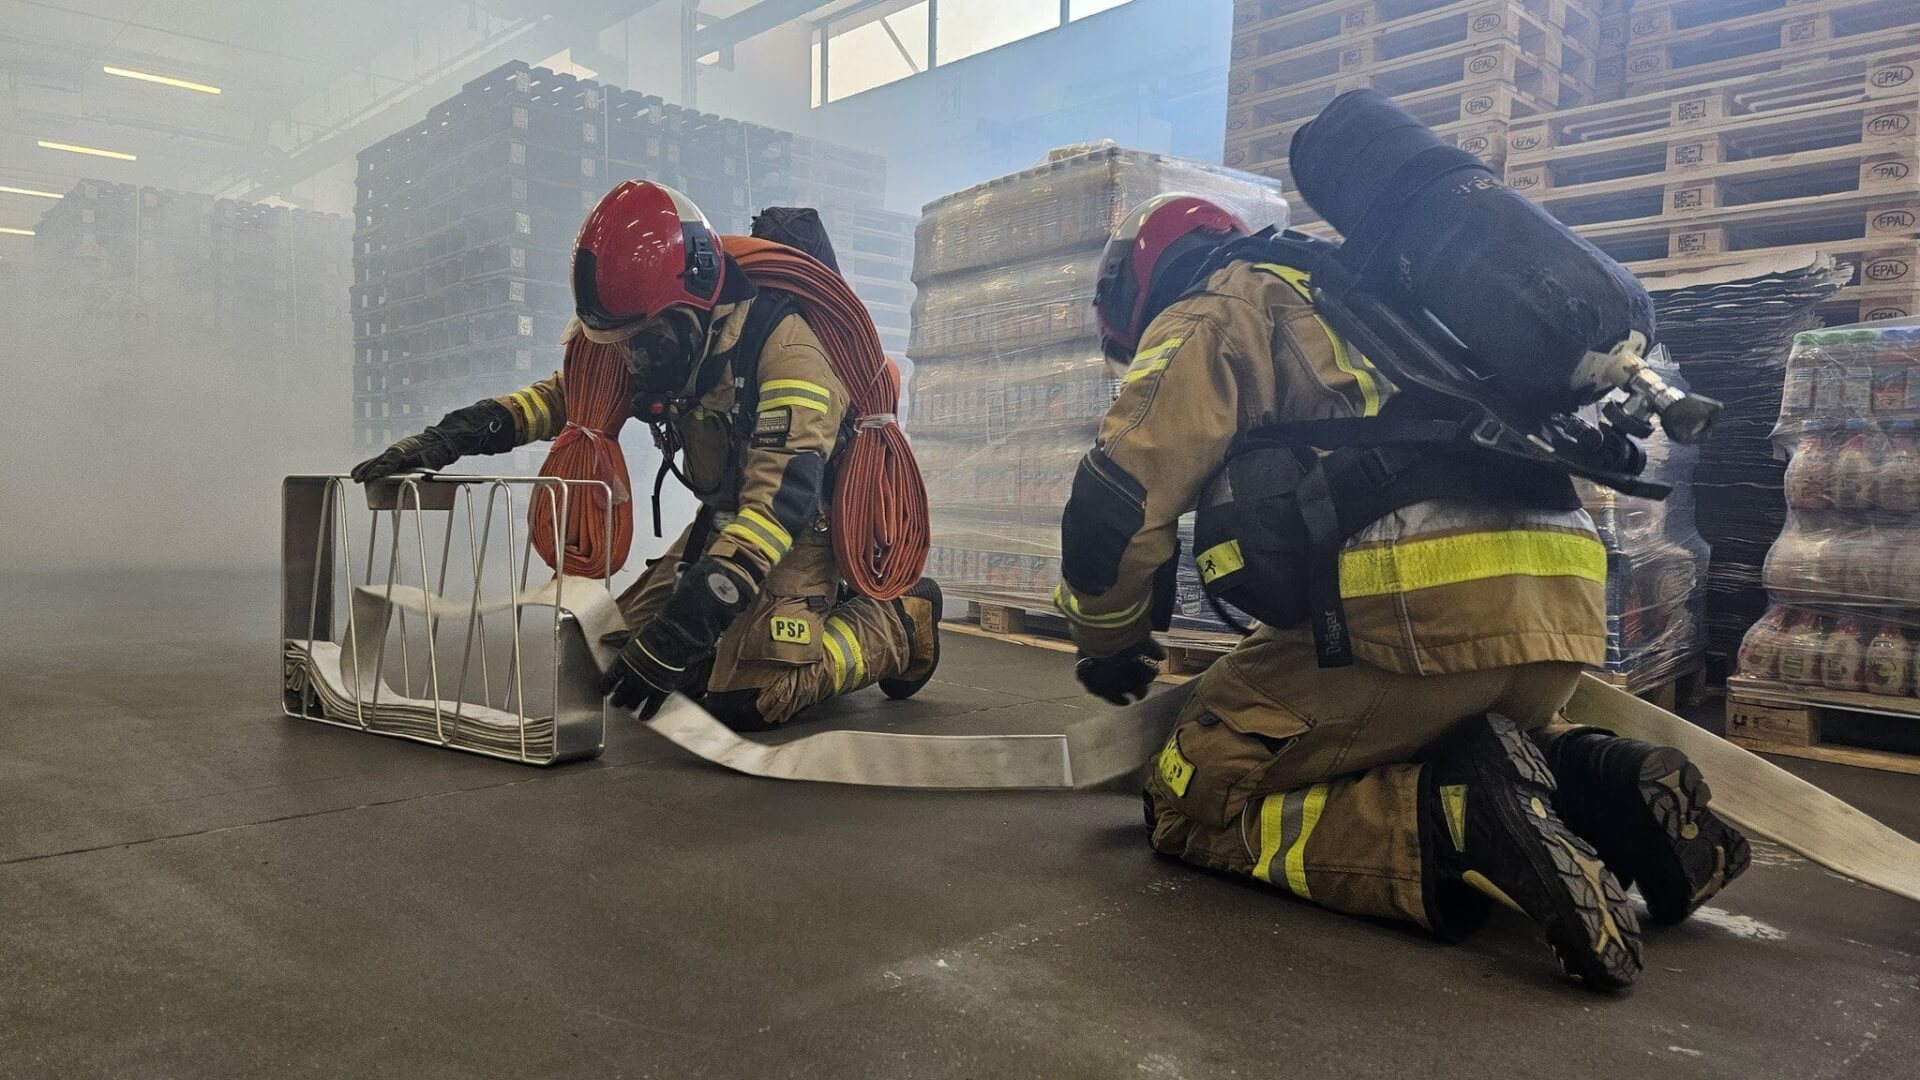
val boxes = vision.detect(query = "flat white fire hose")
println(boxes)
[647,675,1920,902]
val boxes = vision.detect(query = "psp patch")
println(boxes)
[752,406,793,448]
[770,615,812,645]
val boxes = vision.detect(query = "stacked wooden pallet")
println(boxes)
[1503,51,1920,322]
[1224,0,1602,223]
[1622,0,1920,98]
[1726,676,1920,775]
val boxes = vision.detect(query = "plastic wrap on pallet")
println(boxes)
[1647,258,1843,676]
[1736,320,1920,696]
[1579,360,1711,693]
[909,146,1288,639]
[913,143,1294,282]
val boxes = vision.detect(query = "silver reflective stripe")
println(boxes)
[1347,498,1597,549]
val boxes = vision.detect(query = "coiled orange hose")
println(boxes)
[531,333,633,577]
[723,236,930,601]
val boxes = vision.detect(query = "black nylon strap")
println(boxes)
[1296,463,1353,668]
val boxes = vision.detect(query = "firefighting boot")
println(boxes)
[879,578,943,700]
[1537,727,1752,926]
[1427,713,1643,991]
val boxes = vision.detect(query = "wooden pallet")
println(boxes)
[1726,676,1920,775]
[1232,0,1600,77]
[1227,82,1540,173]
[1235,0,1600,38]
[1506,106,1918,227]
[1623,0,1920,95]
[1628,237,1918,293]
[947,602,1235,685]
[1507,72,1917,177]
[1818,285,1920,321]
[1229,36,1591,117]
[1626,0,1912,46]
[1575,189,1918,264]
[1593,665,1705,711]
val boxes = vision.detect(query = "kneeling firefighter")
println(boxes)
[354,184,940,729]
[1058,90,1748,990]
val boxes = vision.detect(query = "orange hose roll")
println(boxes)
[531,332,634,577]
[722,235,930,602]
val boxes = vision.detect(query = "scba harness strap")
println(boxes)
[1194,414,1581,666]
[1177,236,1583,667]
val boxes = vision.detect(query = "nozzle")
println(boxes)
[1660,392,1721,444]
[1613,361,1719,445]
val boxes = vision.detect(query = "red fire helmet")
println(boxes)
[572,180,725,336]
[1094,193,1249,361]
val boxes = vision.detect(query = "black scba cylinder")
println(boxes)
[1289,89,1655,421]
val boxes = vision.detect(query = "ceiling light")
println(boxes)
[0,184,62,199]
[0,227,35,236]
[103,65,221,94]
[37,140,136,161]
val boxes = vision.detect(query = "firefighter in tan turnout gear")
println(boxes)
[1058,192,1750,990]
[353,184,940,729]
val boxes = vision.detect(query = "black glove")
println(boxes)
[350,400,516,484]
[1075,639,1165,706]
[603,555,756,717]
[602,623,687,719]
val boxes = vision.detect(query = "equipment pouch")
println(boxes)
[1192,445,1316,629]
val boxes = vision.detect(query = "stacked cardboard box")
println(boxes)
[908,145,1289,633]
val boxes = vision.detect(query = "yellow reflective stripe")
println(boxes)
[826,616,864,691]
[1122,338,1183,384]
[822,632,850,692]
[721,522,781,563]
[1197,539,1245,584]
[736,507,793,553]
[1051,582,1147,628]
[1440,784,1469,854]
[1253,262,1381,417]
[1252,793,1286,884]
[1284,784,1330,900]
[511,389,551,439]
[760,379,832,414]
[761,378,831,401]
[722,510,793,563]
[1339,529,1608,599]
[760,395,830,414]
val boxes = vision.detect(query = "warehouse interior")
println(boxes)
[4,0,1920,1076]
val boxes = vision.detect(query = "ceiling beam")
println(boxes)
[692,0,837,55]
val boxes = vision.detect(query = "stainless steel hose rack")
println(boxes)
[280,473,624,766]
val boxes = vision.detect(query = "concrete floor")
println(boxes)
[2,570,1916,1080]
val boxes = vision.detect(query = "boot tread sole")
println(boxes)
[1478,716,1643,990]
[1631,751,1752,925]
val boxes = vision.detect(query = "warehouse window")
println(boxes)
[936,0,1058,64]
[813,0,1138,105]
[817,0,930,105]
